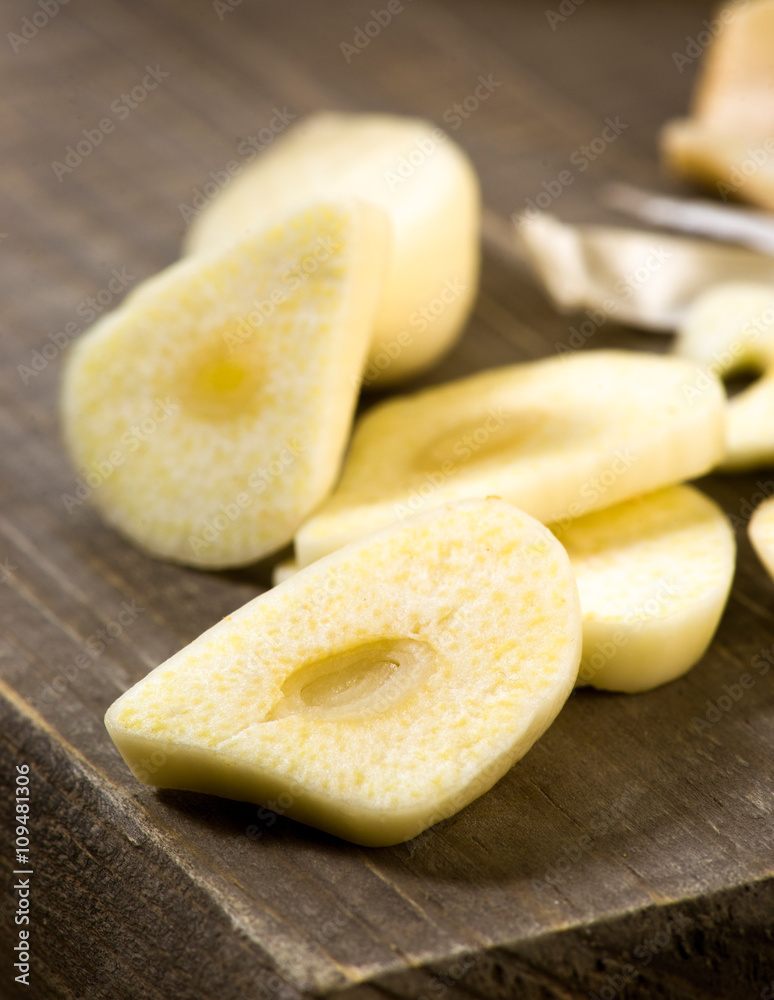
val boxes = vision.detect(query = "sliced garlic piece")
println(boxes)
[185,112,480,385]
[105,498,582,847]
[552,486,735,693]
[61,200,389,568]
[294,350,726,568]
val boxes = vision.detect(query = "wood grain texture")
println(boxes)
[1,1,773,997]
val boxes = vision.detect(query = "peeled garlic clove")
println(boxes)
[749,495,774,581]
[675,282,774,470]
[661,1,774,210]
[105,498,582,847]
[552,486,735,693]
[184,112,481,386]
[61,200,389,568]
[294,349,726,568]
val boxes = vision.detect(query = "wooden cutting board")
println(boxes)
[1,1,772,997]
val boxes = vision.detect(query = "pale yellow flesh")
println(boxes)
[660,1,774,209]
[749,495,774,581]
[272,559,299,587]
[722,373,774,470]
[61,201,389,569]
[552,486,735,693]
[294,350,726,568]
[674,282,774,470]
[280,487,736,694]
[661,122,774,212]
[105,498,582,847]
[184,112,480,385]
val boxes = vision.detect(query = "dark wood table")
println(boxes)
[2,1,773,997]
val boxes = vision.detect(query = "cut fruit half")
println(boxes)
[674,282,774,470]
[552,486,735,693]
[184,112,480,385]
[294,350,726,568]
[749,495,774,581]
[61,200,390,568]
[105,498,582,847]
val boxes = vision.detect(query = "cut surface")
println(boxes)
[749,495,774,582]
[61,200,389,568]
[294,350,726,568]
[675,282,774,470]
[184,112,480,384]
[551,486,735,693]
[105,498,582,847]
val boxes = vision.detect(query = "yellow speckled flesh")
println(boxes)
[105,498,582,847]
[60,200,390,568]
